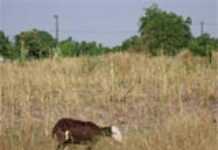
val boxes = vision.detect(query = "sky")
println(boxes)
[0,0,217,46]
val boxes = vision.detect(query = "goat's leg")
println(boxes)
[56,143,67,150]
[56,144,62,150]
[86,146,92,150]
[86,141,96,150]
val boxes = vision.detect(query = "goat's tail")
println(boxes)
[52,126,58,139]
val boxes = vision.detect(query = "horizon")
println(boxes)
[0,0,217,47]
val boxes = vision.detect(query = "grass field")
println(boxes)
[0,52,218,150]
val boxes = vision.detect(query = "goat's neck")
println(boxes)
[101,127,112,136]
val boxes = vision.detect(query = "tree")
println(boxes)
[76,41,108,56]
[15,29,55,58]
[0,31,14,58]
[120,35,144,52]
[139,4,192,55]
[58,37,80,57]
[189,33,218,63]
[80,41,106,56]
[57,38,109,57]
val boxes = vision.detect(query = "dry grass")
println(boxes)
[0,52,218,150]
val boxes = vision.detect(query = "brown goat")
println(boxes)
[52,118,122,150]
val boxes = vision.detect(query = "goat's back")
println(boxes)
[52,118,102,142]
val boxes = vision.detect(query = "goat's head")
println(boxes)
[102,126,123,143]
[111,126,122,143]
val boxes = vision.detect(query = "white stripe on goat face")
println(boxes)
[65,130,70,140]
[111,126,122,142]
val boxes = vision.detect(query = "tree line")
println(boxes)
[0,29,112,60]
[0,4,218,60]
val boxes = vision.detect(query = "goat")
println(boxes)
[52,118,122,150]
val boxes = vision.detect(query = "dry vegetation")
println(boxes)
[0,52,218,150]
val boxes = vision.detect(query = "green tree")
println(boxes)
[77,41,108,56]
[120,35,144,52]
[189,33,218,63]
[139,4,192,55]
[0,31,14,58]
[81,41,105,56]
[15,29,55,58]
[58,37,80,57]
[57,38,109,57]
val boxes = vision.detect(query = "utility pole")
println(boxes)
[200,21,204,35]
[54,14,59,46]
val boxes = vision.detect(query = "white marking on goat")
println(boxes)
[65,130,70,140]
[111,126,122,142]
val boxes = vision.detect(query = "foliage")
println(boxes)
[139,4,192,55]
[58,38,109,57]
[119,35,145,52]
[0,31,15,59]
[15,29,55,58]
[78,41,107,56]
[189,33,218,56]
[57,37,80,57]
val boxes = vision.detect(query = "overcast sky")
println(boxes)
[0,0,217,46]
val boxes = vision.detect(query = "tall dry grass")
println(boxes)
[0,52,218,150]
